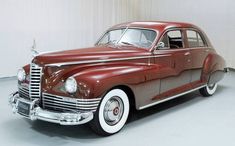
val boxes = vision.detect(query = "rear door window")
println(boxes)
[186,30,206,48]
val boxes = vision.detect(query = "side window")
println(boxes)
[160,33,170,48]
[186,30,206,48]
[158,30,184,49]
[167,30,184,48]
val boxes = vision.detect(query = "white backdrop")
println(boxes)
[139,0,235,68]
[0,0,234,78]
[0,0,140,77]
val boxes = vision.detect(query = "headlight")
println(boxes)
[65,77,77,93]
[17,68,26,82]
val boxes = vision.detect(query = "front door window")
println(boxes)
[158,30,184,50]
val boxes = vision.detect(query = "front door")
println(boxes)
[154,29,192,99]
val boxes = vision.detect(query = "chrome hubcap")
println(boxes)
[103,96,124,126]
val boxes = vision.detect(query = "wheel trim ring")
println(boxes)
[98,89,130,134]
[206,83,217,95]
[208,83,215,90]
[103,96,124,126]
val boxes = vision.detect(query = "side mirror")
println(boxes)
[157,42,165,49]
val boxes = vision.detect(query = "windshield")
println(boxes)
[97,28,157,48]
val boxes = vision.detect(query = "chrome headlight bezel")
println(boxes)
[65,77,78,94]
[17,68,26,82]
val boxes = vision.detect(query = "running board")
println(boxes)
[139,85,206,110]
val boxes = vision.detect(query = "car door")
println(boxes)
[153,29,192,99]
[185,29,209,85]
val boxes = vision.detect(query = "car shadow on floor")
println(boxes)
[26,85,228,139]
[27,118,100,139]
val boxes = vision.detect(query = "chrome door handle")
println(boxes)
[184,52,190,56]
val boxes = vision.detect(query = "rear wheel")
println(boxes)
[89,89,130,136]
[199,83,218,97]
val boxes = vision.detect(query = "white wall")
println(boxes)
[139,0,235,68]
[0,0,141,77]
[1,0,234,78]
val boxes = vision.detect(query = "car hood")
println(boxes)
[33,45,151,66]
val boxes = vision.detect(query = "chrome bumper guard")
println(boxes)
[8,92,94,125]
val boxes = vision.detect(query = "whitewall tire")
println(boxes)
[89,89,130,136]
[199,83,218,97]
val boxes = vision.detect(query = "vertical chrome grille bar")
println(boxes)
[29,63,42,100]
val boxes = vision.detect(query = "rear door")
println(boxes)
[185,29,209,84]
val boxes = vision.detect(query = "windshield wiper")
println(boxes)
[107,40,117,45]
[119,41,139,48]
[99,40,117,46]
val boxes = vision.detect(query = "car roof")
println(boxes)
[108,21,212,48]
[110,21,198,32]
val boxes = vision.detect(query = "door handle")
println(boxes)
[184,52,190,56]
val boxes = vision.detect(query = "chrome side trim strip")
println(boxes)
[45,54,171,67]
[139,85,206,110]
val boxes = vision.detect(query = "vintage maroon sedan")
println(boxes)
[9,21,226,136]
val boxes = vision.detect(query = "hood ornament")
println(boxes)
[31,39,39,57]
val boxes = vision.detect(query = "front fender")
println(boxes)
[72,63,152,99]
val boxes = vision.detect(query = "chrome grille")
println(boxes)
[29,63,42,100]
[18,85,30,99]
[42,93,100,112]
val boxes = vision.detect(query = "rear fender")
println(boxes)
[202,53,226,84]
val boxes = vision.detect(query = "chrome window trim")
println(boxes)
[154,47,209,53]
[151,27,209,52]
[184,28,208,48]
[153,28,186,52]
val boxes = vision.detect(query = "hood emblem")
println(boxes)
[31,39,39,57]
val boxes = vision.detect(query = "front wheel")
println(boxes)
[89,89,130,136]
[199,83,218,97]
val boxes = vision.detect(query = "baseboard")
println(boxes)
[0,76,17,81]
[228,67,235,72]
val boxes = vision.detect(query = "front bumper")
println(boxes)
[8,92,94,125]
